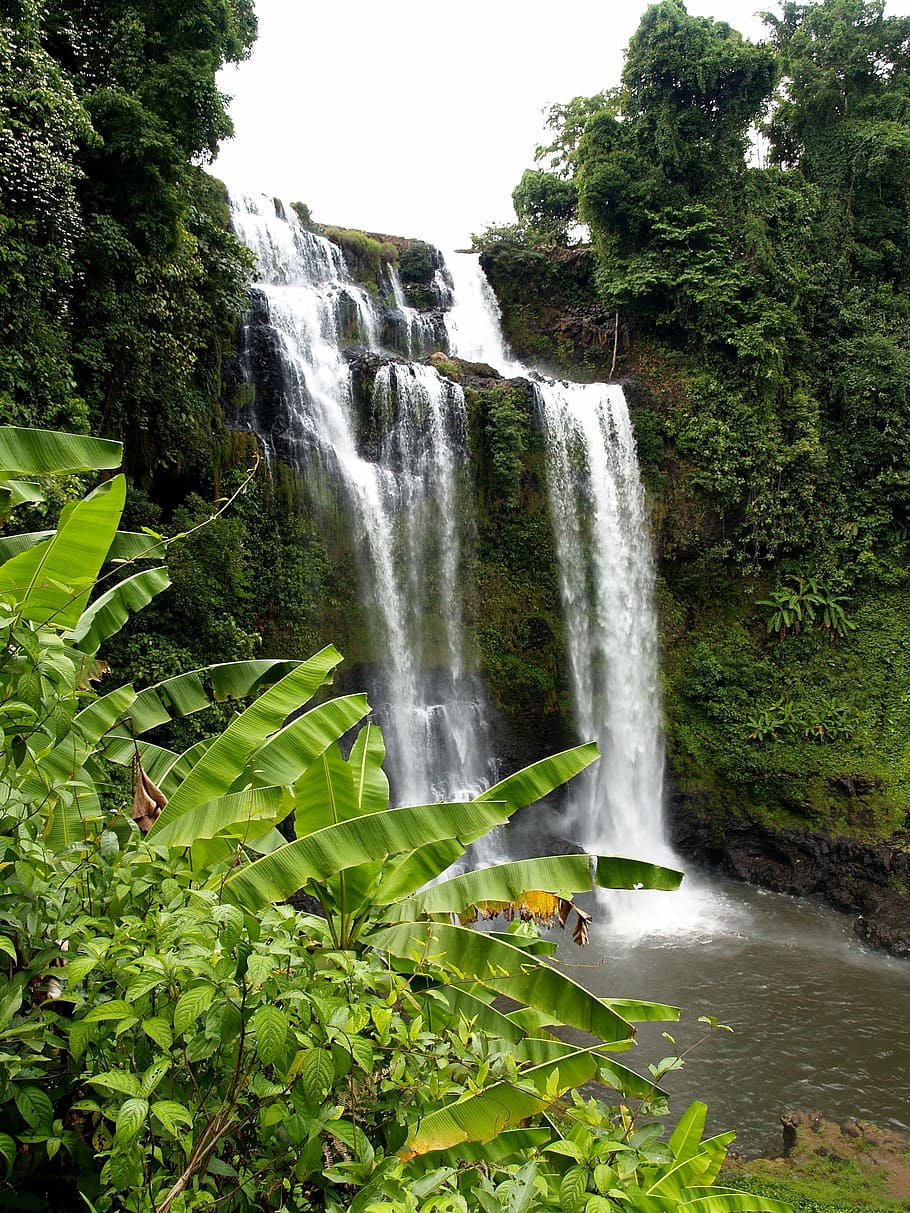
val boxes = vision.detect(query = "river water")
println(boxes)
[555,876,910,1156]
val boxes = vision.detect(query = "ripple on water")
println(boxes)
[553,877,910,1155]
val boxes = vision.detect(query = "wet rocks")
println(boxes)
[669,791,910,958]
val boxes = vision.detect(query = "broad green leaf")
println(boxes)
[0,426,121,476]
[68,567,171,654]
[173,986,215,1036]
[107,531,168,561]
[373,839,465,905]
[371,921,634,1044]
[3,480,44,508]
[669,1101,709,1162]
[153,785,291,848]
[0,936,16,962]
[142,1018,173,1051]
[152,1100,194,1137]
[0,528,168,565]
[594,855,683,892]
[225,800,510,911]
[149,647,344,836]
[115,1098,148,1143]
[407,854,597,914]
[65,955,100,987]
[0,476,126,628]
[348,721,389,813]
[0,529,53,562]
[476,743,599,813]
[300,1048,334,1105]
[141,1058,170,1096]
[14,1087,53,1130]
[251,695,370,786]
[417,987,527,1045]
[123,658,306,735]
[422,1127,552,1167]
[602,998,680,1023]
[687,1131,738,1188]
[678,1191,792,1213]
[82,999,133,1023]
[560,1166,588,1213]
[294,740,359,836]
[73,684,137,748]
[68,1019,95,1060]
[125,973,166,1003]
[402,1048,602,1157]
[649,1150,718,1198]
[0,1132,15,1175]
[251,1004,288,1067]
[87,1071,144,1098]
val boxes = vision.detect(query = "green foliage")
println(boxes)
[321,227,398,293]
[756,579,857,641]
[0,0,256,495]
[396,241,436,285]
[512,170,578,246]
[0,427,784,1213]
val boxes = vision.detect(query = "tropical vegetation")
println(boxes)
[0,430,791,1210]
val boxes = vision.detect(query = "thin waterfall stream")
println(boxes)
[444,251,679,888]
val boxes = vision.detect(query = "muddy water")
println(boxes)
[555,878,910,1156]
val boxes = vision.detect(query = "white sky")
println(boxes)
[212,0,910,248]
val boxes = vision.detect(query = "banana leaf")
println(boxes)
[677,1192,791,1213]
[372,840,467,905]
[0,426,122,476]
[117,658,306,736]
[401,1047,604,1158]
[404,855,597,914]
[224,800,511,911]
[251,696,370,786]
[412,1127,553,1168]
[0,476,125,628]
[370,921,635,1044]
[349,721,388,813]
[68,567,171,654]
[416,986,527,1045]
[152,785,292,848]
[148,647,344,835]
[475,742,599,812]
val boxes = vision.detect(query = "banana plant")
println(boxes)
[0,426,301,857]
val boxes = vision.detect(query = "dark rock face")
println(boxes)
[669,788,910,958]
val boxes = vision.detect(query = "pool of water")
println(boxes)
[551,876,910,1157]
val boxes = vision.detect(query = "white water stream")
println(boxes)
[231,195,489,803]
[444,251,701,927]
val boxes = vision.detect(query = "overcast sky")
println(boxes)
[212,0,910,248]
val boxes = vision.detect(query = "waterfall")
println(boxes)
[230,194,489,803]
[535,380,667,864]
[385,265,439,360]
[444,252,673,871]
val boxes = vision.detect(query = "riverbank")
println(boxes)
[669,794,910,958]
[724,1112,910,1212]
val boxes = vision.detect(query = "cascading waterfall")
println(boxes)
[535,379,667,865]
[230,194,490,803]
[369,362,488,802]
[385,264,439,360]
[444,251,680,890]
